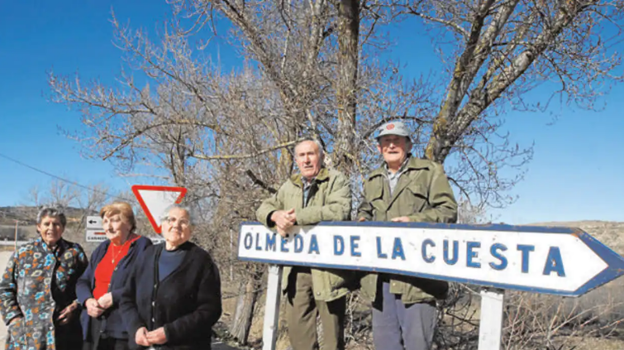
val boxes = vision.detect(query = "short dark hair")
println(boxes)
[36,207,67,227]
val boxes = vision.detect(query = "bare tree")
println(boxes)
[48,0,374,342]
[389,0,624,206]
[47,0,624,347]
[26,185,43,208]
[334,0,361,171]
[74,183,110,232]
[24,180,80,212]
[20,181,116,248]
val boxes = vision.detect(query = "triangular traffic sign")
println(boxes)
[131,185,187,234]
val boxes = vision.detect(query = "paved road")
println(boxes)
[0,251,239,349]
[0,251,10,346]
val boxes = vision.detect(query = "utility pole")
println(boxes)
[230,229,233,280]
[14,220,19,249]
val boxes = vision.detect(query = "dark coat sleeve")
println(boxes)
[73,243,89,295]
[120,248,149,341]
[163,255,222,344]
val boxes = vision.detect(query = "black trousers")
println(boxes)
[54,318,83,350]
[83,317,130,350]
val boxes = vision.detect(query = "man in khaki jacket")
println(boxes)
[256,137,354,350]
[358,121,457,350]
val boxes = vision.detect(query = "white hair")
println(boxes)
[294,137,325,158]
[159,204,196,225]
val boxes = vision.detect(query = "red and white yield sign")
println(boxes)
[132,185,187,234]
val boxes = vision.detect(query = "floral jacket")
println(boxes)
[0,237,88,350]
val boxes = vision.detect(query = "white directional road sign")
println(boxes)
[86,216,106,242]
[86,216,102,230]
[238,221,624,296]
[85,215,166,244]
[86,229,107,242]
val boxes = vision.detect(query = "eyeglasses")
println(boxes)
[164,217,191,227]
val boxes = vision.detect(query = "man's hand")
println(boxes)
[135,327,150,347]
[57,301,79,325]
[86,298,105,318]
[358,217,367,222]
[391,216,411,223]
[271,209,296,237]
[97,292,114,310]
[146,327,167,345]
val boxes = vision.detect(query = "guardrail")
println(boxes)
[0,241,28,246]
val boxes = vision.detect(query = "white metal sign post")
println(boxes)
[237,222,624,350]
[262,265,283,350]
[479,288,505,349]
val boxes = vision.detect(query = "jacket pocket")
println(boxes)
[366,182,383,202]
[406,184,428,214]
[8,317,27,347]
[366,184,386,221]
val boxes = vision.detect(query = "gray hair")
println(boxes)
[36,207,67,227]
[159,204,196,226]
[294,137,325,158]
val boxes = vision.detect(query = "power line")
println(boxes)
[0,152,122,202]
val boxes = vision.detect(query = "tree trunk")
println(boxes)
[229,276,259,344]
[334,0,360,172]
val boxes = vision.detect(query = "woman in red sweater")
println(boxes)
[76,202,153,350]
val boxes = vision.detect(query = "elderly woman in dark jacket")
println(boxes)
[120,204,222,350]
[76,202,152,350]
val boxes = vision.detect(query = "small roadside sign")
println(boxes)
[86,216,102,230]
[85,215,162,244]
[86,229,107,242]
[86,216,105,242]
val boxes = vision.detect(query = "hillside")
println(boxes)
[530,220,624,255]
[0,206,87,226]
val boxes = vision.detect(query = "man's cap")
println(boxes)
[375,121,410,139]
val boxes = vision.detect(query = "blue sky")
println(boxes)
[0,0,622,225]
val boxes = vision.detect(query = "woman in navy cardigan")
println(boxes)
[120,204,222,350]
[76,202,153,350]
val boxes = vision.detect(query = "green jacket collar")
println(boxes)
[291,167,330,188]
[368,156,431,180]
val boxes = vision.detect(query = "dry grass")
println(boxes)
[573,336,624,350]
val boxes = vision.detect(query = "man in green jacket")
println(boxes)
[256,137,354,350]
[357,121,458,350]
